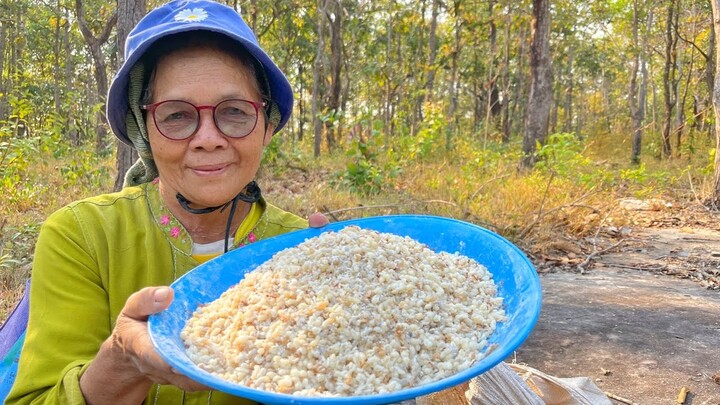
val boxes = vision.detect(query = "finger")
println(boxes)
[121,287,174,321]
[145,368,210,392]
[145,369,210,392]
[169,370,212,392]
[172,377,211,392]
[308,212,329,228]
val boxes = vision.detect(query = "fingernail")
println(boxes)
[153,287,171,302]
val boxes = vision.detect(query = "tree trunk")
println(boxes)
[0,22,7,120]
[710,0,720,206]
[425,0,440,104]
[512,23,529,137]
[412,0,429,129]
[501,3,513,143]
[249,0,257,33]
[312,0,327,157]
[563,45,574,133]
[708,27,716,106]
[521,0,553,168]
[53,1,62,116]
[113,0,146,191]
[483,0,498,147]
[10,2,26,137]
[447,0,462,151]
[298,63,305,142]
[63,7,80,146]
[661,0,679,158]
[323,0,342,151]
[675,40,686,155]
[384,0,394,148]
[75,0,117,155]
[629,0,645,165]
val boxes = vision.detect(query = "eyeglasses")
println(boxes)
[141,99,266,140]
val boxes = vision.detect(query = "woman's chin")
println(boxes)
[160,177,251,208]
[181,186,244,208]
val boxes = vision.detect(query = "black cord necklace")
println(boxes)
[176,181,262,253]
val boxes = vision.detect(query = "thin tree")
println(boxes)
[113,0,146,191]
[521,0,553,168]
[312,0,327,157]
[384,0,395,147]
[483,0,500,148]
[563,42,574,134]
[629,0,648,165]
[709,0,720,207]
[500,2,513,143]
[661,0,679,158]
[323,0,342,150]
[0,21,6,120]
[75,0,117,154]
[425,0,441,105]
[447,0,462,151]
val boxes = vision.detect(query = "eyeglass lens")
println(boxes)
[152,99,259,139]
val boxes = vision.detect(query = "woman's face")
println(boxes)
[147,46,273,208]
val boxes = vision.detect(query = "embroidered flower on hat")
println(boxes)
[174,8,208,22]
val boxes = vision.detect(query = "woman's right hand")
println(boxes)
[80,287,208,404]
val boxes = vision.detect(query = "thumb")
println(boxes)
[122,286,174,321]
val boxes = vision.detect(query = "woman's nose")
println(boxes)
[189,110,228,149]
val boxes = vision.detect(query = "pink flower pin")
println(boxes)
[160,215,170,225]
[170,227,181,238]
[248,233,257,243]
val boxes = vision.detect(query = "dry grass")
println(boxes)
[0,266,29,323]
[0,128,716,324]
[0,149,114,322]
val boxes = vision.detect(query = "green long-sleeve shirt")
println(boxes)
[6,182,307,404]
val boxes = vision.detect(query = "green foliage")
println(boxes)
[0,125,36,182]
[261,135,309,173]
[0,221,39,289]
[620,163,648,183]
[704,148,716,175]
[534,132,621,189]
[59,154,110,189]
[395,103,445,161]
[0,253,21,270]
[332,133,401,195]
[535,133,590,176]
[463,140,522,175]
[262,135,285,165]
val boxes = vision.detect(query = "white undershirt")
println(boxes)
[191,237,234,255]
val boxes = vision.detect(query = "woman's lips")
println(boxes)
[189,164,229,175]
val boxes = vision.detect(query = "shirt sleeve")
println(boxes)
[5,206,110,405]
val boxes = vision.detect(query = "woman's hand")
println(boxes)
[80,287,208,404]
[308,212,329,228]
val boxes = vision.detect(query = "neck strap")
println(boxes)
[175,181,262,253]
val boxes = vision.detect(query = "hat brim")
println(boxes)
[107,8,292,146]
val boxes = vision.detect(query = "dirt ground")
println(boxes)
[513,200,720,405]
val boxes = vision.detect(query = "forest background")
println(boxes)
[2,0,720,319]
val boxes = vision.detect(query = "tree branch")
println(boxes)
[674,23,708,60]
[75,0,117,46]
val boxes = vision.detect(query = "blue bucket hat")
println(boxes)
[106,0,293,147]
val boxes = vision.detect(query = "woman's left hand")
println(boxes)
[308,212,329,228]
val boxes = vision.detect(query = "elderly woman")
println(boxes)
[6,1,325,404]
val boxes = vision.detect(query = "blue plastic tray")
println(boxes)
[148,215,542,404]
